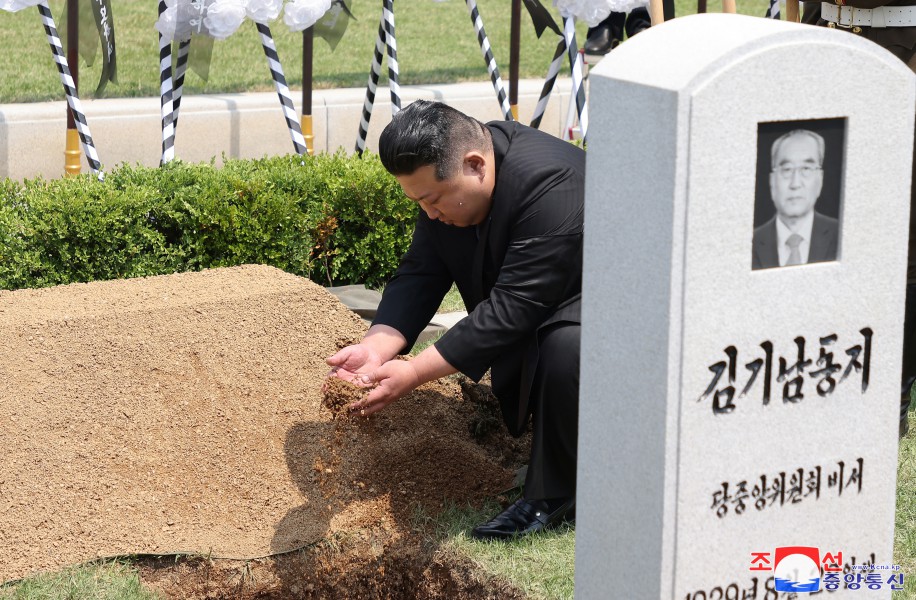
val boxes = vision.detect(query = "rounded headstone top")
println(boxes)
[589,13,913,92]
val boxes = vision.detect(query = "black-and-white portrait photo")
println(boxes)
[752,118,845,270]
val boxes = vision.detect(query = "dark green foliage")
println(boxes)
[0,153,416,291]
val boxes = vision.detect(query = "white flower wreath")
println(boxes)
[283,0,332,32]
[0,0,43,13]
[155,0,200,42]
[553,0,612,26]
[156,0,311,42]
[246,0,284,24]
[554,0,649,24]
[204,0,248,40]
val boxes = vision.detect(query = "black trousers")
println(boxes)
[902,284,915,422]
[511,321,580,501]
[901,123,916,430]
[588,8,651,41]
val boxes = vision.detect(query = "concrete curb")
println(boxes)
[327,285,467,346]
[0,78,576,181]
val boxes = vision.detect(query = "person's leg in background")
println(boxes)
[624,6,651,38]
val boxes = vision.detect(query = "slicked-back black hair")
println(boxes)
[379,100,491,180]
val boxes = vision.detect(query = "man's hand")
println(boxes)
[349,359,422,415]
[325,343,385,385]
[347,344,458,416]
[325,324,410,386]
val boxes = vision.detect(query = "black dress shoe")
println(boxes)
[584,26,619,56]
[471,497,575,541]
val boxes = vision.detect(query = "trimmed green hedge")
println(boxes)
[0,153,417,291]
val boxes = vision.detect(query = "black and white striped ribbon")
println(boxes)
[765,0,781,18]
[172,39,191,130]
[158,0,175,165]
[355,17,386,156]
[256,23,307,155]
[381,0,401,114]
[37,1,103,177]
[530,36,566,130]
[466,0,513,121]
[564,17,587,141]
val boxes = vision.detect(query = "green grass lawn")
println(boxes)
[0,0,769,105]
[435,498,577,599]
[438,283,466,314]
[0,561,158,600]
[896,409,916,599]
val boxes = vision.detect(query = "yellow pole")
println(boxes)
[65,0,81,176]
[300,114,314,156]
[65,126,82,176]
[786,0,800,21]
[510,0,520,122]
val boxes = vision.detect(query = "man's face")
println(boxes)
[395,155,494,227]
[769,134,823,220]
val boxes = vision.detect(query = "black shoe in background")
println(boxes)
[625,6,651,37]
[584,27,619,55]
[585,13,625,56]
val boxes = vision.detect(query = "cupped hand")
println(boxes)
[325,343,385,386]
[348,359,421,416]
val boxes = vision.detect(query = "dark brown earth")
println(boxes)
[0,265,532,598]
[137,528,529,599]
[322,376,367,417]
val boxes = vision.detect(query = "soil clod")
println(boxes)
[322,376,367,417]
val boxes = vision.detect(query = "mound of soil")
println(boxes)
[0,265,530,597]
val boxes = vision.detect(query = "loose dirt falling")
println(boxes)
[0,265,530,598]
[322,375,368,417]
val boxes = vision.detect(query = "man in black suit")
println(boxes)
[752,129,839,270]
[326,100,583,540]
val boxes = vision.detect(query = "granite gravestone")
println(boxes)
[577,13,915,600]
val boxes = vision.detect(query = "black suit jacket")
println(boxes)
[373,121,585,434]
[752,211,839,270]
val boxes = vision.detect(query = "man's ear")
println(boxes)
[463,151,487,180]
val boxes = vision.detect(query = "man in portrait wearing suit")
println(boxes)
[752,129,840,270]
[325,100,582,540]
